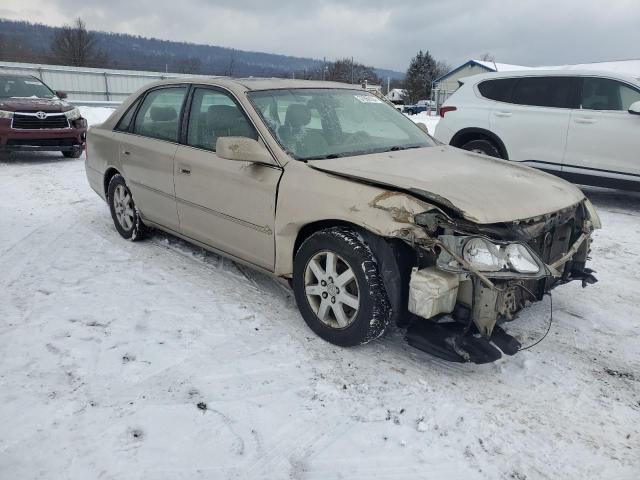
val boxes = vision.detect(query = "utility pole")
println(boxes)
[387,76,390,95]
[351,56,354,84]
[322,56,326,81]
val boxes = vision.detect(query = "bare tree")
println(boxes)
[224,50,236,77]
[325,58,380,85]
[434,60,450,80]
[51,17,104,67]
[175,57,202,74]
[479,52,495,62]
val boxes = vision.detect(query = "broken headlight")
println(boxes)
[462,238,502,271]
[504,243,539,273]
[463,238,538,273]
[439,235,545,277]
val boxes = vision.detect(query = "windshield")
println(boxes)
[0,75,56,99]
[248,88,434,160]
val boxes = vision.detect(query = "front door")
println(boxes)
[118,86,187,231]
[173,87,282,270]
[564,76,640,178]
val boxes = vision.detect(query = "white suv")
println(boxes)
[434,70,640,190]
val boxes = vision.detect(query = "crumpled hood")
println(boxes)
[0,97,73,113]
[308,146,585,224]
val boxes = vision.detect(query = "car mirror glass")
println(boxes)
[56,90,68,99]
[216,137,274,165]
[416,122,429,134]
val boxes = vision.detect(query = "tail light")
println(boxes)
[440,106,457,118]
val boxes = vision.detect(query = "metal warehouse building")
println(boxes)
[0,60,212,105]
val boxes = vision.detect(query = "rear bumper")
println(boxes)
[433,122,454,144]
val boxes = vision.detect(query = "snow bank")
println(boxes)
[78,106,116,127]
[405,111,440,135]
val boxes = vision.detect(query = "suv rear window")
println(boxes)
[511,77,574,108]
[477,78,518,102]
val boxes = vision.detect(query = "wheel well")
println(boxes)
[293,220,360,259]
[103,167,120,198]
[292,220,416,327]
[450,128,508,159]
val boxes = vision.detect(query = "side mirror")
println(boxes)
[628,101,640,115]
[416,122,429,134]
[216,137,274,164]
[56,90,68,99]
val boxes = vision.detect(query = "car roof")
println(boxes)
[140,76,360,94]
[461,69,640,85]
[0,73,38,79]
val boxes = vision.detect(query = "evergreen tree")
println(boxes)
[403,50,439,104]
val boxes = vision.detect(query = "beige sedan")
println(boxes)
[85,78,601,363]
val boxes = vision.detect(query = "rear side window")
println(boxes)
[186,88,257,151]
[511,77,574,108]
[580,77,640,111]
[477,78,517,102]
[133,87,187,142]
[114,98,141,132]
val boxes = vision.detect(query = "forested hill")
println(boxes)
[0,19,404,80]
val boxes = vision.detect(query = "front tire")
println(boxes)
[107,174,147,240]
[292,227,391,347]
[461,138,502,158]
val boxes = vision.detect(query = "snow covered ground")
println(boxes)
[0,108,639,480]
[405,111,440,135]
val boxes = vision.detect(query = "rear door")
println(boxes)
[118,86,187,232]
[488,76,576,170]
[173,87,282,270]
[564,76,640,177]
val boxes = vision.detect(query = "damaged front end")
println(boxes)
[373,191,601,363]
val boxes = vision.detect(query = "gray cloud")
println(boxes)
[2,0,639,71]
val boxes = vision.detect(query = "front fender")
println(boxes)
[274,161,439,276]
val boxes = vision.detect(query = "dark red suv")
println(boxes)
[0,74,87,158]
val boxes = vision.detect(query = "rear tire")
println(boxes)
[292,227,391,347]
[107,174,147,241]
[461,139,502,158]
[62,147,83,158]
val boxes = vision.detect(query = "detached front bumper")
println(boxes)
[405,201,600,362]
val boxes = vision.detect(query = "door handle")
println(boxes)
[123,150,131,155]
[574,117,596,124]
[494,111,512,118]
[179,166,191,175]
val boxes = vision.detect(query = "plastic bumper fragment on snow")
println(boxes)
[406,322,521,364]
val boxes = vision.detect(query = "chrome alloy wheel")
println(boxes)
[112,184,135,231]
[304,250,360,329]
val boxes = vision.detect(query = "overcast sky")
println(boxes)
[2,0,639,72]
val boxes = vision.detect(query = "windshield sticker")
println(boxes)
[354,95,383,104]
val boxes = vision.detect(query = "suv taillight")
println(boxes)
[440,106,457,118]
